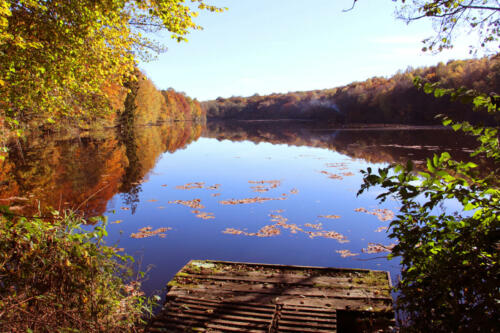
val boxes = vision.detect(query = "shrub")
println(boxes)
[0,209,154,332]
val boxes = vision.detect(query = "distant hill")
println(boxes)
[202,56,500,125]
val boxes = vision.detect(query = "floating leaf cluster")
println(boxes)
[318,214,341,219]
[304,222,322,230]
[219,196,287,205]
[336,249,359,258]
[361,243,395,254]
[168,199,204,209]
[354,207,395,221]
[130,226,172,239]
[191,210,215,220]
[176,182,205,190]
[223,213,348,243]
[249,180,281,193]
[320,170,344,180]
[325,162,350,170]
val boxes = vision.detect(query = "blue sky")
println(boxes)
[139,0,476,101]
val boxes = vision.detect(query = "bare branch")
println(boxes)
[343,0,357,12]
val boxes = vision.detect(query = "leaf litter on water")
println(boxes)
[320,170,344,180]
[168,199,204,209]
[354,207,395,222]
[219,196,287,205]
[318,215,341,219]
[223,212,348,243]
[336,249,359,258]
[304,222,322,230]
[362,243,396,254]
[131,226,172,239]
[249,180,281,193]
[176,182,205,190]
[193,211,215,220]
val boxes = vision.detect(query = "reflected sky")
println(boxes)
[104,137,401,296]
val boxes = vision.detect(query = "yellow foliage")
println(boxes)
[0,0,223,127]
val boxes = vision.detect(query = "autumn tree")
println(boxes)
[0,0,224,130]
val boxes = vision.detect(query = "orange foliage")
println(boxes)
[0,122,203,216]
[203,56,500,125]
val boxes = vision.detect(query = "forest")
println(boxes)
[203,56,500,125]
[15,70,206,133]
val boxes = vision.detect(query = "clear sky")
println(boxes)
[139,0,477,101]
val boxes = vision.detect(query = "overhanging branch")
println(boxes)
[343,0,357,12]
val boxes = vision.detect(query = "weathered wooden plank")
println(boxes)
[198,259,379,274]
[278,318,336,327]
[282,306,339,315]
[282,304,339,312]
[158,311,270,329]
[166,301,275,319]
[169,282,392,300]
[151,316,268,332]
[176,273,391,290]
[161,310,272,325]
[168,295,277,310]
[277,324,336,333]
[279,313,337,323]
[165,305,274,321]
[167,288,393,311]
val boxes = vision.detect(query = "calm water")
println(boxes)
[0,121,478,296]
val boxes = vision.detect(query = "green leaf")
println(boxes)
[442,119,452,126]
[463,203,476,211]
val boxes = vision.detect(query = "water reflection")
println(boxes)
[0,122,203,215]
[205,120,477,165]
[0,120,480,296]
[0,120,479,216]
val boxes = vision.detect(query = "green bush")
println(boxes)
[0,209,154,332]
[358,82,499,331]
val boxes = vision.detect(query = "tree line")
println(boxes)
[203,56,500,126]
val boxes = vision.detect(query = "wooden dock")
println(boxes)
[149,260,394,332]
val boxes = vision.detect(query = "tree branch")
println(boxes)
[459,4,500,11]
[343,0,357,12]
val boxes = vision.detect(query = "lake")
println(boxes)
[0,121,478,296]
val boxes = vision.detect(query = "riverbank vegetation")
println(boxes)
[359,79,499,332]
[203,56,500,125]
[354,0,500,331]
[0,210,155,332]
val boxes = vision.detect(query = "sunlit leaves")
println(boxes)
[0,0,223,132]
[358,74,499,330]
